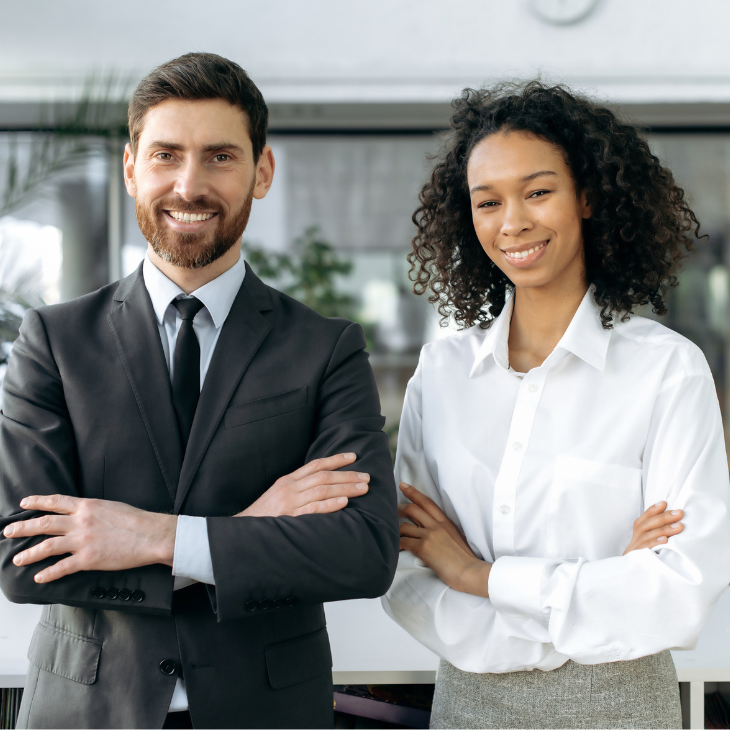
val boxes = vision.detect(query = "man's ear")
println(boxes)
[123,142,137,197]
[253,144,275,200]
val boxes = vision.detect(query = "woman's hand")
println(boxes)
[398,482,492,598]
[623,501,684,555]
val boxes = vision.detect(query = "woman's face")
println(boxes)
[467,130,591,292]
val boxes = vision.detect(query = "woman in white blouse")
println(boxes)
[382,82,730,729]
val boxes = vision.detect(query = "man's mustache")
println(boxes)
[153,198,223,214]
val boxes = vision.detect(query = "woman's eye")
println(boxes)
[529,190,550,198]
[478,201,499,208]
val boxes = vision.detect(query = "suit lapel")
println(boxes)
[107,265,182,503]
[174,265,273,514]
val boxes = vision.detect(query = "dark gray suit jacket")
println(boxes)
[0,263,399,729]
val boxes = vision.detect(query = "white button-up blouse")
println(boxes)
[382,289,730,673]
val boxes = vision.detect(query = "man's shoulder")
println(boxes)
[32,279,124,330]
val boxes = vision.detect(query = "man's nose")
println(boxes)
[500,200,533,237]
[173,158,210,201]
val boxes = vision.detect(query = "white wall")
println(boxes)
[1,0,730,107]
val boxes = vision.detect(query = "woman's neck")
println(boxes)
[507,279,588,373]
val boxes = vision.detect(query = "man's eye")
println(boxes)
[214,154,230,162]
[156,153,172,161]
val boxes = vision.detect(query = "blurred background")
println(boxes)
[2,0,730,449]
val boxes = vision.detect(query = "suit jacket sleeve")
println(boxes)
[0,309,174,616]
[206,321,399,621]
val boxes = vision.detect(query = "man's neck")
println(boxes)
[147,242,242,295]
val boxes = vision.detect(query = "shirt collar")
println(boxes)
[142,251,246,330]
[469,287,611,378]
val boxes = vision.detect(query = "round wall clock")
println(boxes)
[528,0,599,25]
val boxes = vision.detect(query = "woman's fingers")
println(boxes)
[639,508,683,534]
[399,483,447,522]
[398,502,436,529]
[399,522,423,538]
[639,521,685,548]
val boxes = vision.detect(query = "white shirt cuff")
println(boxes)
[488,555,556,624]
[172,515,216,586]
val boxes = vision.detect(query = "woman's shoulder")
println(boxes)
[613,314,712,379]
[418,325,489,368]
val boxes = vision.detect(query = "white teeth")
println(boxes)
[504,242,546,260]
[169,211,214,222]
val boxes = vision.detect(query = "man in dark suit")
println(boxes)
[0,52,399,729]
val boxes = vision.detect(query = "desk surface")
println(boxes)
[2,586,729,686]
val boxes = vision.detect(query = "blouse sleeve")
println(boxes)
[488,356,730,664]
[381,357,562,672]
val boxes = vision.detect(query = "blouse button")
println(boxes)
[512,442,523,451]
[528,382,538,392]
[500,505,510,515]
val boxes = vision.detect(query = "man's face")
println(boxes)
[124,98,271,269]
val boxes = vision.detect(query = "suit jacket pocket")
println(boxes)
[224,386,309,430]
[27,621,102,685]
[265,627,332,690]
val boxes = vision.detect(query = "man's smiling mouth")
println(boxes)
[165,211,217,222]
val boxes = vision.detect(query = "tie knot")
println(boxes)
[174,297,204,321]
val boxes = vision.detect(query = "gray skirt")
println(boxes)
[430,651,682,729]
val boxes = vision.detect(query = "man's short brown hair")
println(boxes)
[128,52,268,159]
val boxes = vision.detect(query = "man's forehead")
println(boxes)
[138,98,251,150]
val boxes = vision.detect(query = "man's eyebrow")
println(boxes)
[145,141,245,154]
[469,170,558,194]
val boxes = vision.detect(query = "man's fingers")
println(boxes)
[289,454,357,481]
[4,514,70,539]
[13,536,71,567]
[291,496,349,517]
[33,555,82,583]
[17,494,78,515]
[296,469,369,494]
[296,481,368,508]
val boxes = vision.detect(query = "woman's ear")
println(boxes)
[581,192,592,220]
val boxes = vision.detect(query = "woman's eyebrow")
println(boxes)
[522,170,558,182]
[470,170,559,194]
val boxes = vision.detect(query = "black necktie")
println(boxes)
[172,297,205,452]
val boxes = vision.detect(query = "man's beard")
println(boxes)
[135,180,255,270]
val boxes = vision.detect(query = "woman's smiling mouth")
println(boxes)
[501,240,549,268]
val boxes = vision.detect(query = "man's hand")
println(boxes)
[398,482,492,598]
[623,501,684,555]
[239,453,369,517]
[2,495,176,583]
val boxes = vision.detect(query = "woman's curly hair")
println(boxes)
[410,81,703,329]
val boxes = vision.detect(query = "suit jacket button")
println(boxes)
[259,599,272,611]
[105,587,119,600]
[285,596,299,607]
[159,660,177,676]
[244,600,258,612]
[131,590,145,603]
[117,588,131,601]
[91,587,105,599]
[272,598,284,609]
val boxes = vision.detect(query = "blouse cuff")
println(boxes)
[172,515,216,586]
[489,555,555,624]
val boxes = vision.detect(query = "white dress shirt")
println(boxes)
[382,289,730,674]
[142,252,246,711]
